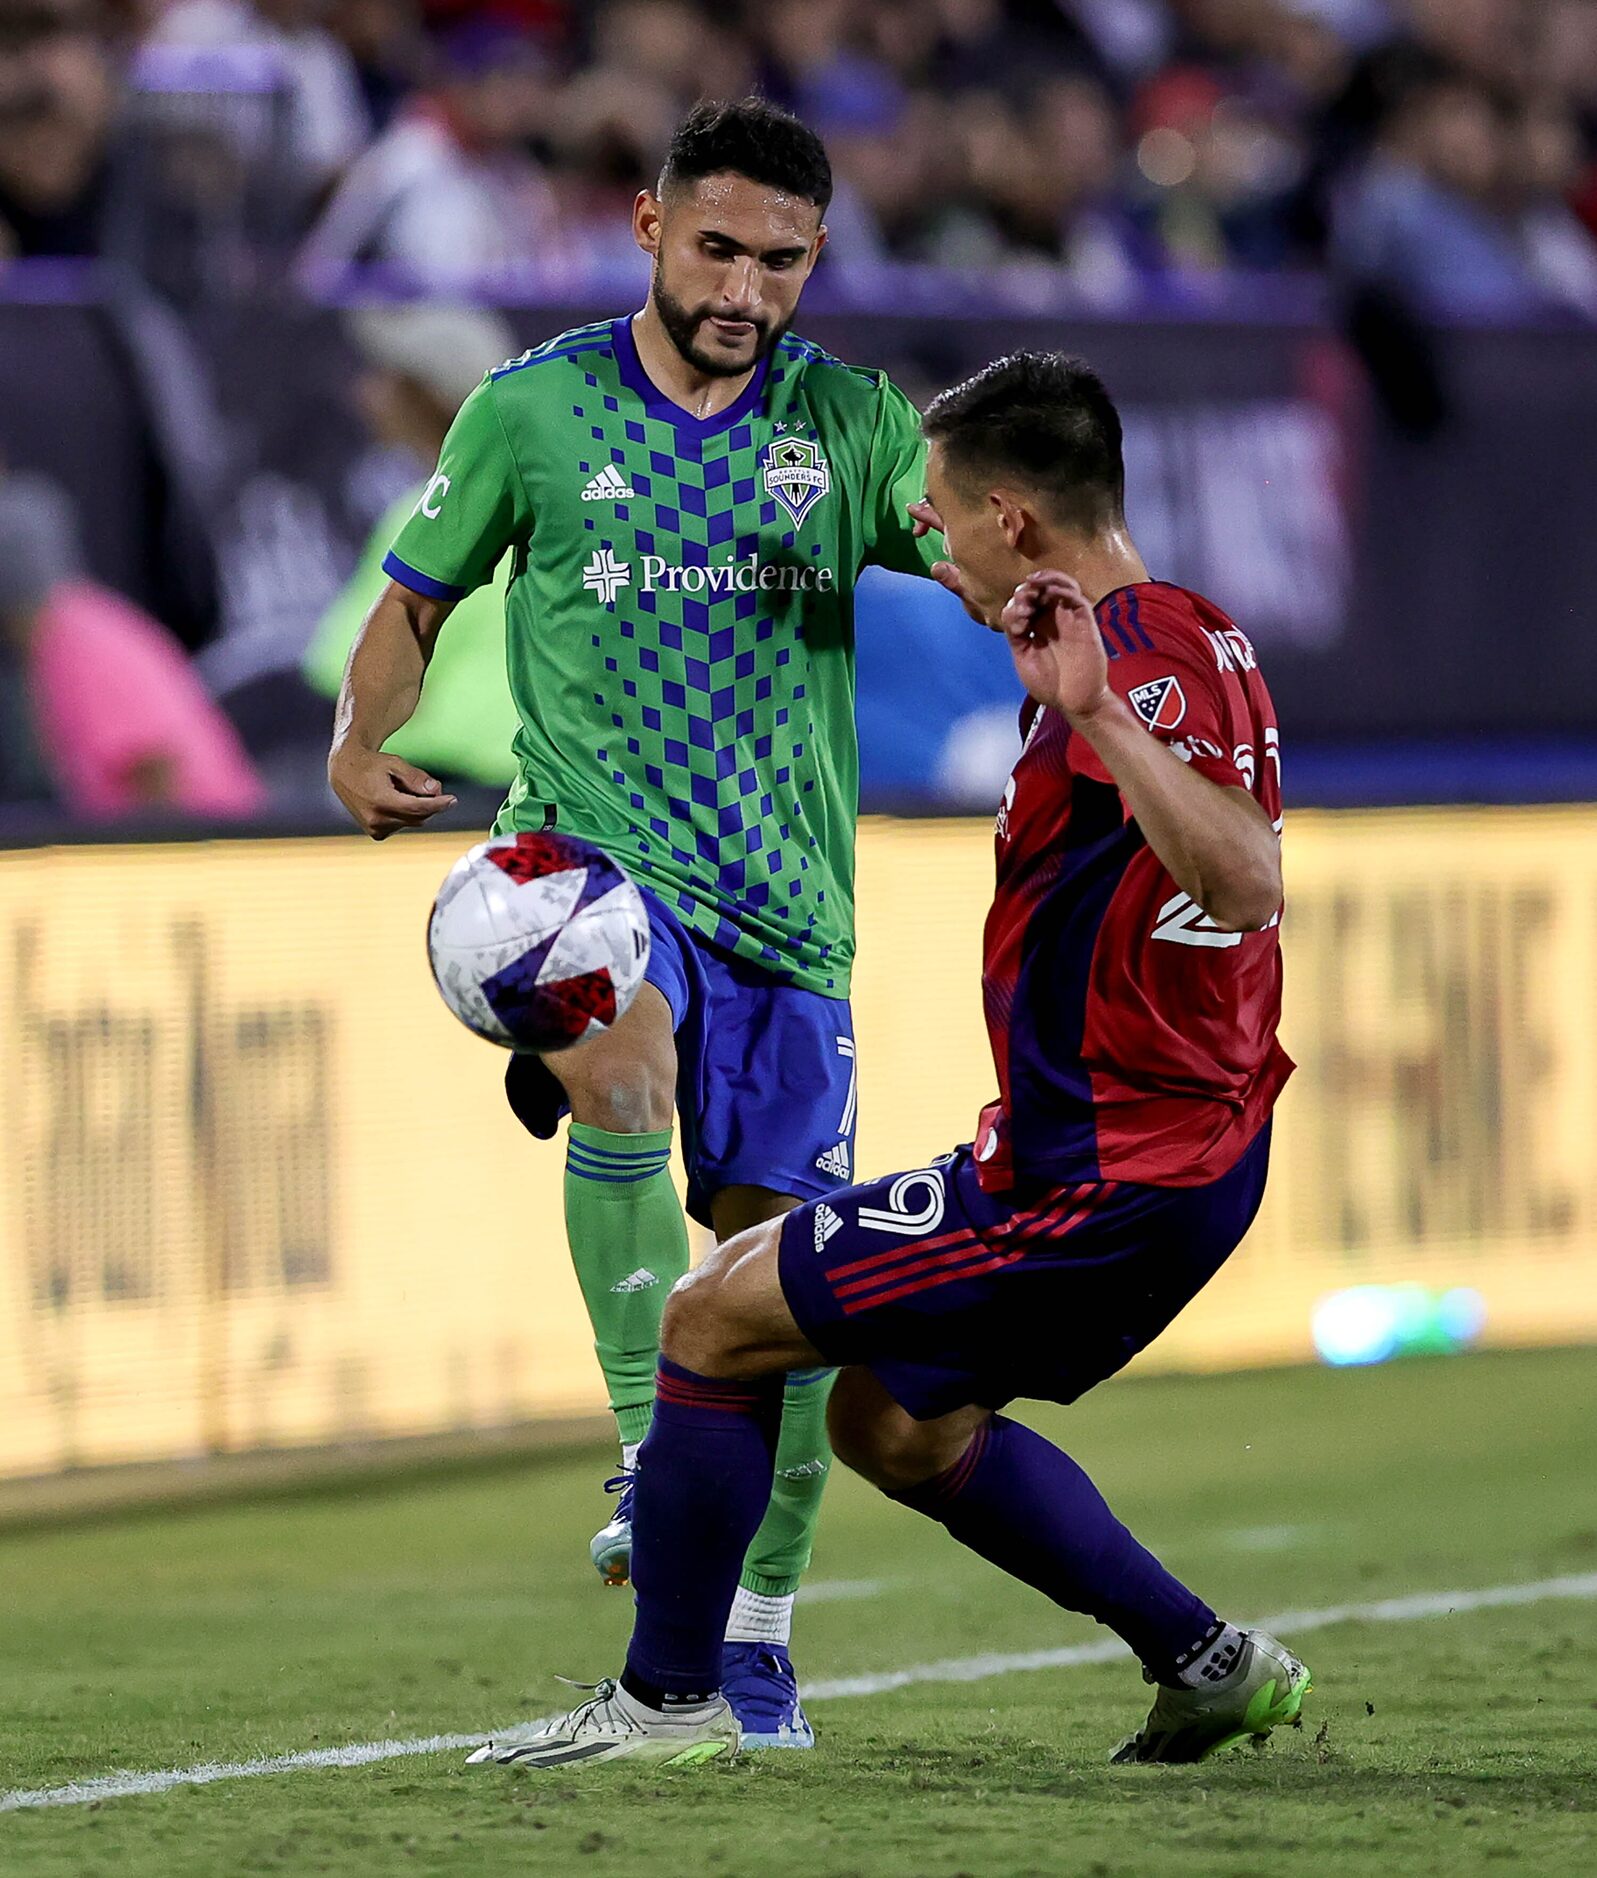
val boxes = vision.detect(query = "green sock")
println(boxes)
[740,1367,836,1596]
[563,1122,690,1449]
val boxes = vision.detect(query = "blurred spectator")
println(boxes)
[0,473,265,817]
[143,0,372,196]
[0,0,121,259]
[8,0,1597,309]
[1509,91,1597,319]
[296,15,559,287]
[1398,0,1522,90]
[1333,67,1581,321]
[299,302,520,788]
[329,0,424,132]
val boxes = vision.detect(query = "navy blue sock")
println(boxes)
[621,1358,783,1708]
[893,1414,1217,1681]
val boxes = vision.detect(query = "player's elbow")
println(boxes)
[1201,852,1283,933]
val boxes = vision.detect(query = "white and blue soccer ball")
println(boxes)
[427,832,651,1052]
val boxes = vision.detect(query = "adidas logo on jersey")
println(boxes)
[581,464,636,501]
[609,1268,659,1294]
[815,1141,852,1181]
[813,1204,843,1253]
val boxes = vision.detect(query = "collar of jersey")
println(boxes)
[612,315,772,435]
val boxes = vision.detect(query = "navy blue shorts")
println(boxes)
[778,1127,1271,1420]
[505,885,857,1228]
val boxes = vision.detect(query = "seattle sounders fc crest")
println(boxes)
[762,436,831,527]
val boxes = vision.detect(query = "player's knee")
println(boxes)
[659,1264,739,1374]
[586,1077,673,1133]
[557,1055,674,1133]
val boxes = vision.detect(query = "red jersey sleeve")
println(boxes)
[1069,586,1251,792]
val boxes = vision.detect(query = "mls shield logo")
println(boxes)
[762,436,831,527]
[1128,675,1187,733]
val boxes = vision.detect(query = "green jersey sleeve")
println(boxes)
[863,375,942,581]
[383,377,530,601]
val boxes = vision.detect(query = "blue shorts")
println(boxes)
[505,885,857,1228]
[778,1126,1271,1420]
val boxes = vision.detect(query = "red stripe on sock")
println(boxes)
[655,1379,764,1412]
[938,1421,991,1500]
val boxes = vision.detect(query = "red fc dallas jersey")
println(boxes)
[974,580,1294,1192]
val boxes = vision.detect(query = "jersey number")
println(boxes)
[859,1170,946,1237]
[1152,891,1245,950]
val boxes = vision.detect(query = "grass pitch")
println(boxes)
[3,1347,1595,1878]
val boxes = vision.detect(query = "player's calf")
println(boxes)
[826,1367,988,1494]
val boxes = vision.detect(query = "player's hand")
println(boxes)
[907,499,989,626]
[1000,570,1112,720]
[329,744,457,840]
[907,497,944,541]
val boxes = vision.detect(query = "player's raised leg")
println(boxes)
[523,982,691,1583]
[827,1370,1311,1764]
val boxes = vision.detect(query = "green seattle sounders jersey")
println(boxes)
[384,316,939,996]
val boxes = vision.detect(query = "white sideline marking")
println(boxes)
[3,1571,1594,1814]
[796,1578,889,1605]
[1220,1524,1323,1553]
[803,1571,1597,1699]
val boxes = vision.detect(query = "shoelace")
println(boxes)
[546,1676,629,1736]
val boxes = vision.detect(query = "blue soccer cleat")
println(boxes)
[720,1642,815,1749]
[589,1469,635,1586]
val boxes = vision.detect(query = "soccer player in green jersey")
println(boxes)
[329,98,940,1746]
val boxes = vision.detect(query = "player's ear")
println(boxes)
[633,190,663,257]
[809,224,828,268]
[991,490,1027,551]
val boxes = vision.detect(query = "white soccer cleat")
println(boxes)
[466,1679,740,1770]
[1109,1629,1312,1764]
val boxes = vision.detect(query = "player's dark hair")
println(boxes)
[922,351,1126,533]
[659,97,832,212]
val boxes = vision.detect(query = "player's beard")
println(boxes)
[651,264,788,377]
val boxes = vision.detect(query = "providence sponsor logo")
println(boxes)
[641,554,837,595]
[580,549,837,604]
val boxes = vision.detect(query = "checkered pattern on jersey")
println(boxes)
[568,344,834,984]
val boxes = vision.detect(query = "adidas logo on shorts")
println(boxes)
[815,1141,852,1181]
[813,1204,843,1254]
[581,464,637,501]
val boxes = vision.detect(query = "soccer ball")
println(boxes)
[427,832,651,1052]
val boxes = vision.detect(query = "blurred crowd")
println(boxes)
[0,0,1595,315]
[5,0,1597,827]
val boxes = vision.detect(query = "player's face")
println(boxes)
[638,174,826,377]
[925,445,1030,628]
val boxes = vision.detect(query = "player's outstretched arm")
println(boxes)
[1001,571,1282,932]
[328,579,458,840]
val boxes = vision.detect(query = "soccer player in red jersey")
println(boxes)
[473,352,1312,1771]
